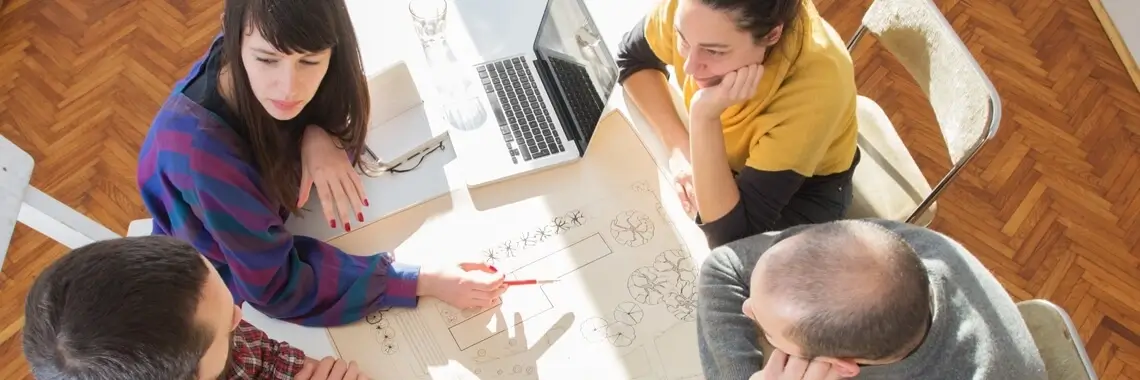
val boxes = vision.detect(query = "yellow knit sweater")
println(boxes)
[644,0,859,177]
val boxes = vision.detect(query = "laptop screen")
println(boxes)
[532,0,619,140]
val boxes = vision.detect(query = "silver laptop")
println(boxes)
[449,0,619,187]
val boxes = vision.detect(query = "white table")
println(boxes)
[248,0,679,361]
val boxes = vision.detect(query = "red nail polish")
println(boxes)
[329,220,336,228]
[345,223,351,232]
[363,199,370,207]
[357,212,364,222]
[489,265,498,273]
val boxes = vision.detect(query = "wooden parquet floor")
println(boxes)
[0,0,1137,378]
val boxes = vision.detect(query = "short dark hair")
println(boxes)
[765,220,931,360]
[22,236,215,379]
[699,0,802,43]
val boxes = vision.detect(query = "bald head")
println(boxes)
[751,220,931,361]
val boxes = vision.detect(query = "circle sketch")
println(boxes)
[526,366,535,375]
[374,327,396,342]
[627,266,674,305]
[381,340,398,355]
[605,321,636,347]
[375,319,389,329]
[580,317,610,343]
[365,311,384,325]
[610,210,655,247]
[513,365,522,373]
[613,301,644,325]
[477,349,487,357]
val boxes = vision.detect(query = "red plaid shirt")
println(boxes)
[225,320,308,379]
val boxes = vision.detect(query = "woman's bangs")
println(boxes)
[246,0,338,54]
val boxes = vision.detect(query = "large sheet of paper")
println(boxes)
[324,111,710,379]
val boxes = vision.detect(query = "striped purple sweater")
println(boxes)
[137,47,420,327]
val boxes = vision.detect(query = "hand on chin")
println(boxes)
[689,64,765,123]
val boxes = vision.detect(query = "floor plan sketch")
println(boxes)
[327,181,707,379]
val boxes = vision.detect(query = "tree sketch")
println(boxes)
[664,282,698,322]
[580,317,610,343]
[606,321,636,347]
[566,210,586,226]
[610,210,654,247]
[626,266,673,305]
[614,301,645,326]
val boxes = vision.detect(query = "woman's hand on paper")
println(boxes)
[418,262,508,309]
[668,150,697,216]
[296,357,370,380]
[298,125,368,232]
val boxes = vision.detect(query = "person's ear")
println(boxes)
[231,304,243,331]
[818,357,860,378]
[762,25,784,46]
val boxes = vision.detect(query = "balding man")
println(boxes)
[696,219,1047,379]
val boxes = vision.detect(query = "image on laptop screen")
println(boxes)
[533,0,619,146]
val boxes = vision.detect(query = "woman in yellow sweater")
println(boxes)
[617,0,861,247]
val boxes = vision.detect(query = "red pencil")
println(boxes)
[505,279,560,286]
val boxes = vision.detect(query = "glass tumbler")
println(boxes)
[409,0,448,46]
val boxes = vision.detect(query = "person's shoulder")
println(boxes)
[143,96,248,168]
[774,4,855,95]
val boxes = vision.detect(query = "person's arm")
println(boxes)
[691,74,846,247]
[691,111,805,247]
[617,8,691,161]
[228,320,307,379]
[697,239,770,379]
[173,138,420,327]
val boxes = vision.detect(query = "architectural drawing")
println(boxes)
[327,182,706,379]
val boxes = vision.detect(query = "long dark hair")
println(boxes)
[220,0,371,215]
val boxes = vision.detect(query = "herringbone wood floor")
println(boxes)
[0,0,1137,378]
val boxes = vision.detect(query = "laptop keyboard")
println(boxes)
[477,56,565,163]
[548,56,605,143]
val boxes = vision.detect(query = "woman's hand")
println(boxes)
[299,125,368,231]
[668,150,697,216]
[417,262,508,309]
[689,64,765,123]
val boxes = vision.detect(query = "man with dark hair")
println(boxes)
[697,219,1047,379]
[22,235,369,380]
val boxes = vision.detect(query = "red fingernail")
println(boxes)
[329,220,336,228]
[345,223,352,232]
[489,265,498,273]
[363,199,370,207]
[357,212,364,222]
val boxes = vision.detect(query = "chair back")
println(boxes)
[847,0,1001,222]
[1017,299,1099,380]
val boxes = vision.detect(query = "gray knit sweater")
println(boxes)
[696,219,1047,379]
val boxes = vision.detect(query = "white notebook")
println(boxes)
[285,60,460,241]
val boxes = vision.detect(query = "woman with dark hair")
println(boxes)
[616,0,860,249]
[138,0,506,328]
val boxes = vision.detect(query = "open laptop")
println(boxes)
[450,0,619,187]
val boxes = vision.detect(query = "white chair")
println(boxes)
[843,0,1001,226]
[1017,299,1099,380]
[1,135,122,270]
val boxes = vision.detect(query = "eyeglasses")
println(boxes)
[359,140,448,177]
